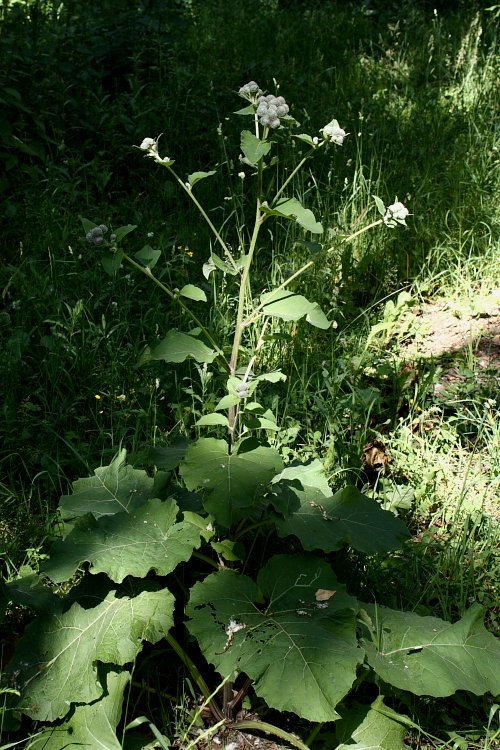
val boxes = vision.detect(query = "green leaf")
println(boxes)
[135,244,161,269]
[196,413,229,427]
[80,217,97,234]
[114,224,137,242]
[293,133,316,146]
[6,573,62,615]
[8,588,174,721]
[335,697,409,750]
[254,369,287,384]
[188,170,216,187]
[373,195,386,217]
[27,669,130,750]
[211,539,245,562]
[147,439,190,470]
[59,449,154,521]
[214,394,241,410]
[265,197,323,234]
[101,250,124,276]
[260,289,330,329]
[179,284,207,302]
[138,330,217,365]
[179,438,283,528]
[241,130,272,166]
[42,498,201,584]
[361,603,500,697]
[234,104,255,116]
[270,484,410,553]
[186,554,362,721]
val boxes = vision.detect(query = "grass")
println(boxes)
[1,0,499,746]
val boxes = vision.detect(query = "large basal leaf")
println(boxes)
[361,603,500,697]
[138,330,217,366]
[59,449,155,521]
[260,289,330,329]
[179,438,283,528]
[270,483,409,553]
[42,498,201,584]
[8,588,174,721]
[335,697,409,750]
[186,554,362,722]
[26,668,130,750]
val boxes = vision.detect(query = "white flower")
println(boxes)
[384,201,409,227]
[321,119,348,145]
[139,137,156,150]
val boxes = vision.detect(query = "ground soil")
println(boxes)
[402,288,500,393]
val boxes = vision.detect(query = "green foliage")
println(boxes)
[1,2,499,747]
[2,75,499,750]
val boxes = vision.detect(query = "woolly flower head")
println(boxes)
[321,119,347,145]
[86,224,109,246]
[256,94,289,129]
[384,201,409,228]
[238,81,262,100]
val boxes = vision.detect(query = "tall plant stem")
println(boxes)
[123,253,229,370]
[227,158,265,446]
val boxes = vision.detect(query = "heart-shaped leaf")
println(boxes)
[260,289,330,329]
[186,554,362,722]
[270,483,410,553]
[138,330,217,365]
[8,588,174,721]
[60,449,154,521]
[361,603,500,697]
[43,498,201,583]
[27,668,130,749]
[180,438,283,528]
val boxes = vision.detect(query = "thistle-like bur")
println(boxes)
[256,94,289,129]
[86,224,109,246]
[238,81,262,98]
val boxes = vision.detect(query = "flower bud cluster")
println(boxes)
[256,95,289,129]
[384,201,409,228]
[238,81,262,99]
[86,224,108,246]
[236,381,250,399]
[321,119,347,146]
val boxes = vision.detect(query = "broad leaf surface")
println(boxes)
[362,603,500,697]
[335,697,408,750]
[102,250,124,276]
[265,197,323,234]
[196,413,230,427]
[147,439,191,469]
[60,449,154,521]
[186,554,362,721]
[260,290,330,329]
[270,483,409,553]
[180,438,283,527]
[27,669,130,749]
[138,330,217,365]
[241,130,272,166]
[43,499,201,584]
[8,588,174,721]
[179,284,207,302]
[188,170,216,187]
[135,244,161,269]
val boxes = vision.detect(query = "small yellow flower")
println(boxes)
[95,394,101,400]
[186,250,194,257]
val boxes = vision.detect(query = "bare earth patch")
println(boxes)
[402,289,500,392]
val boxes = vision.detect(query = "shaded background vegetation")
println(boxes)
[0,1,498,741]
